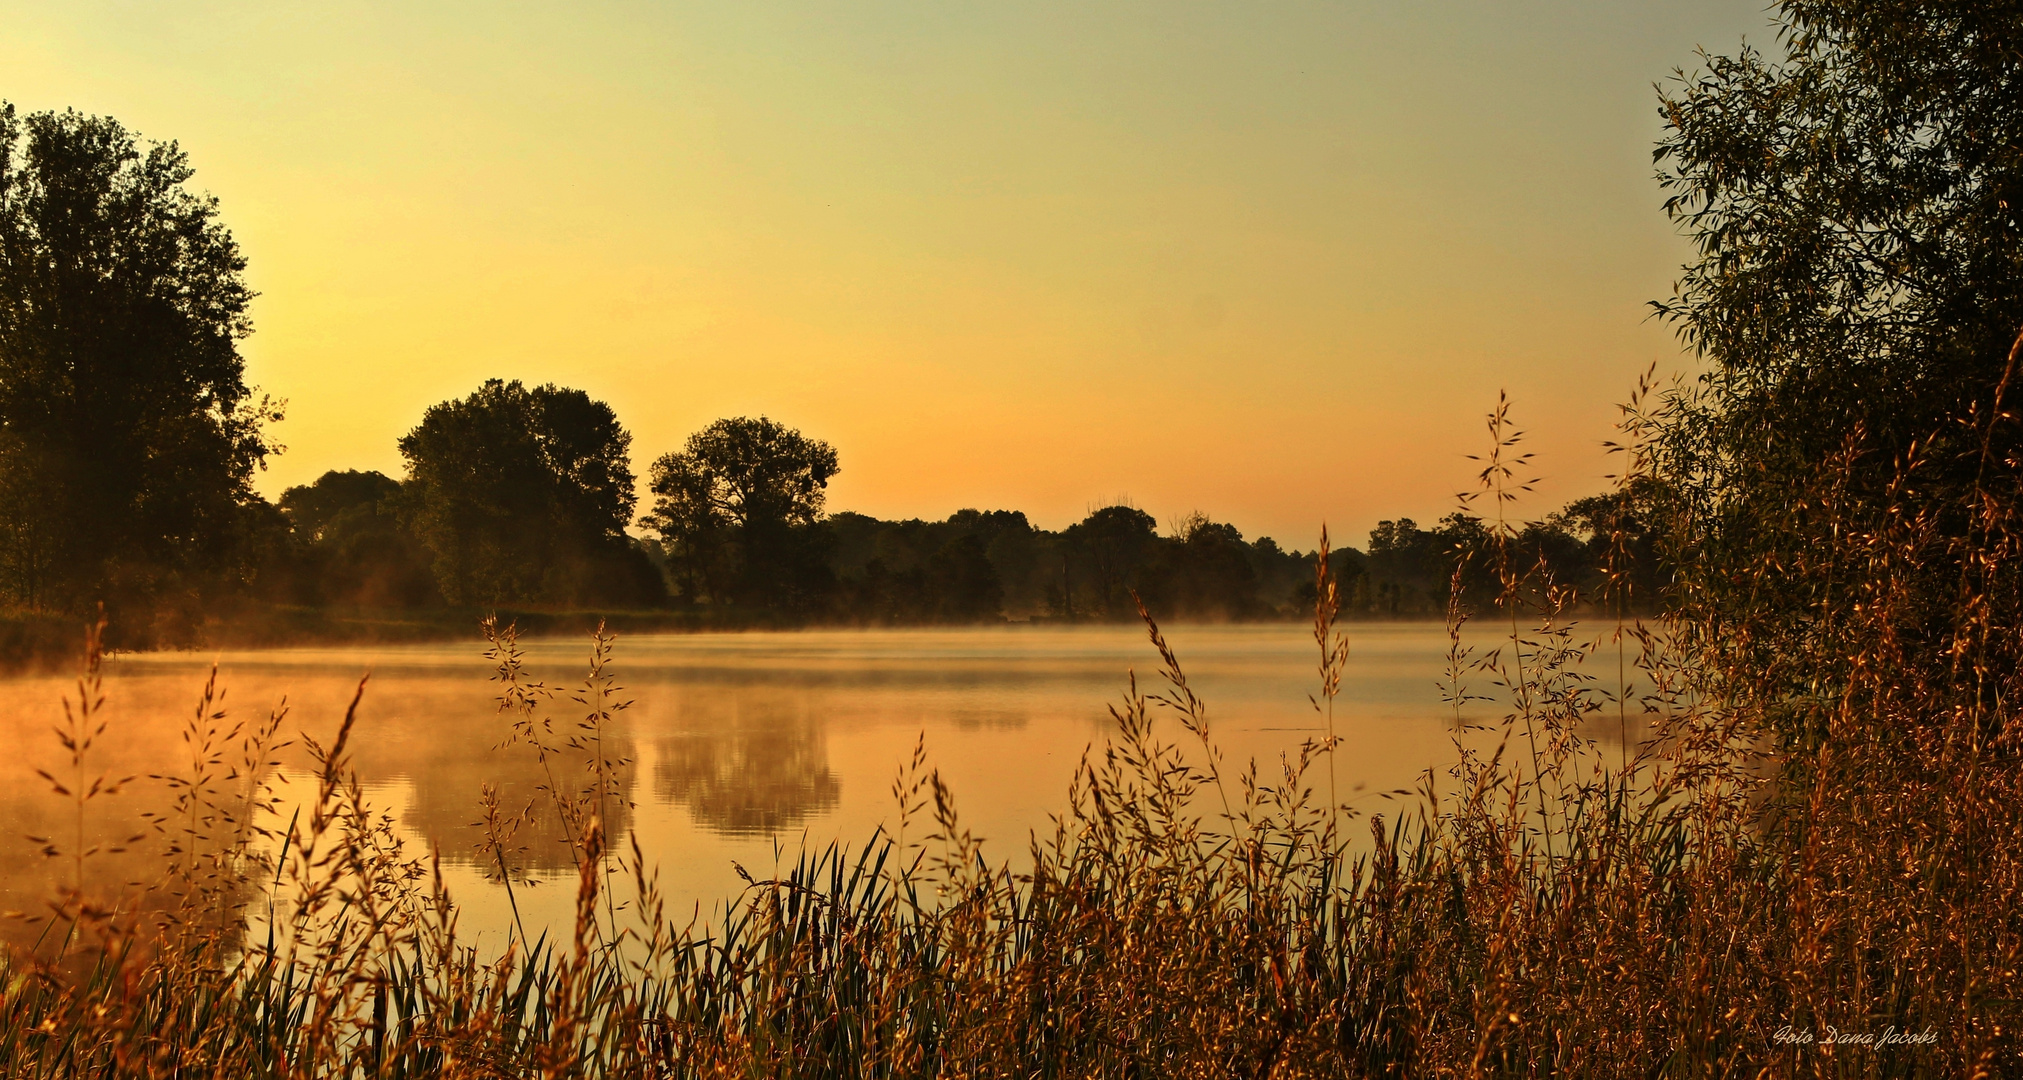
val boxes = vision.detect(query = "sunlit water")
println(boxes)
[0,622,1560,952]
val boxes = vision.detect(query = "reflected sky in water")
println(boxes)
[0,623,1500,947]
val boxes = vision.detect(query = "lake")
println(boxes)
[0,621,1543,949]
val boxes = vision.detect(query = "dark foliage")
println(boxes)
[819,504,1625,625]
[1060,505,1159,620]
[1653,0,2023,737]
[1136,514,1265,620]
[828,512,1013,624]
[641,416,839,616]
[0,104,280,619]
[398,379,661,608]
[1346,512,1613,618]
[271,470,441,608]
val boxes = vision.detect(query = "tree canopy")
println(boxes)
[279,470,402,544]
[1652,1,2023,717]
[0,103,279,613]
[1060,505,1158,619]
[642,416,839,613]
[273,470,439,608]
[1657,1,2023,460]
[398,379,655,606]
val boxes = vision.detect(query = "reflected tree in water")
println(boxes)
[654,702,840,836]
[397,735,640,875]
[321,672,641,876]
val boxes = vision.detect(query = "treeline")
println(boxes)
[256,385,1657,625]
[0,102,1656,643]
[822,498,1657,624]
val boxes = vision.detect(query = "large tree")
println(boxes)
[275,470,440,608]
[399,379,654,606]
[1061,505,1157,619]
[642,417,839,612]
[0,104,279,612]
[1656,2,2023,459]
[1651,1,2023,724]
[1138,513,1263,621]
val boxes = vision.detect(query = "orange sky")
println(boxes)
[2,1,1775,547]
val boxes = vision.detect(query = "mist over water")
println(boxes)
[0,623,1499,948]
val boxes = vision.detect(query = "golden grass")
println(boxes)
[0,394,2017,1078]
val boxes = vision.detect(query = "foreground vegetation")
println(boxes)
[1,379,2017,1076]
[4,1,2021,1074]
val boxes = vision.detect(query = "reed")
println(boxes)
[0,389,2017,1078]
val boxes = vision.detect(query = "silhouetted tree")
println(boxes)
[1546,483,1663,613]
[1653,1,2023,713]
[1062,505,1158,619]
[1141,512,1264,620]
[0,104,281,614]
[1358,514,1518,615]
[830,515,933,623]
[281,470,400,543]
[643,416,838,614]
[275,470,440,608]
[1285,541,1365,616]
[825,510,1017,624]
[398,380,657,606]
[958,510,1053,617]
[1363,518,1443,615]
[924,534,1003,622]
[814,498,1632,626]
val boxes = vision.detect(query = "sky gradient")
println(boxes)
[2,1,1778,547]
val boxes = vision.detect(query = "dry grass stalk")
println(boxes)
[0,392,2016,1076]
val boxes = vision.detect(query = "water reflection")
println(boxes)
[380,733,640,875]
[654,692,841,835]
[0,623,1512,949]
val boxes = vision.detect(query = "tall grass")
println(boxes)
[0,391,2017,1077]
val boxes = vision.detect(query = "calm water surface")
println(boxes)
[1,623,1502,947]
